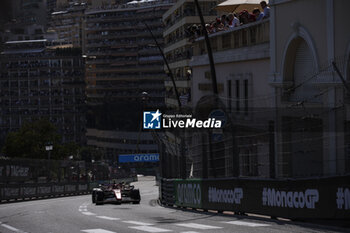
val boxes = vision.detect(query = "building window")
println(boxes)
[227,80,232,113]
[205,71,211,80]
[235,80,240,112]
[283,37,319,103]
[244,79,248,114]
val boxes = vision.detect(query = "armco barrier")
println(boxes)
[0,182,91,202]
[0,176,138,202]
[160,175,350,220]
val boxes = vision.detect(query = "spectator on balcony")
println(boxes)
[239,10,256,24]
[197,24,203,37]
[260,1,270,18]
[253,8,264,21]
[215,18,225,31]
[205,23,212,33]
[227,13,240,28]
[221,14,228,27]
[207,21,215,33]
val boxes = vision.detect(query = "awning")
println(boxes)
[216,0,263,13]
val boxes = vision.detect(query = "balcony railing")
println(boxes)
[193,19,269,56]
[164,11,217,31]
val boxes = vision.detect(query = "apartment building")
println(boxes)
[0,0,48,45]
[19,0,48,26]
[84,0,173,161]
[51,2,87,48]
[0,40,86,146]
[162,0,219,108]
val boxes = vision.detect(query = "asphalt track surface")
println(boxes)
[0,176,348,233]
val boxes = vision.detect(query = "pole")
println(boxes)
[48,150,51,182]
[332,61,350,94]
[193,0,218,94]
[180,131,186,179]
[144,23,182,108]
[145,23,185,180]
[232,125,239,177]
[193,0,220,179]
[202,133,208,178]
[208,131,216,178]
[269,120,276,178]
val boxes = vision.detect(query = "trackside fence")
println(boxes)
[160,175,350,220]
[0,176,138,202]
[0,158,138,202]
[0,182,94,201]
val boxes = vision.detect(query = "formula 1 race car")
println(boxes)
[92,183,141,205]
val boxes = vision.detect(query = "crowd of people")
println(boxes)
[187,1,270,39]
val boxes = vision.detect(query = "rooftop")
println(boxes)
[85,0,173,14]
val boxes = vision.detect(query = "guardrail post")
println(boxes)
[269,120,276,178]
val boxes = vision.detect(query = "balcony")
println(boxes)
[193,20,269,56]
[164,11,217,31]
[164,15,217,37]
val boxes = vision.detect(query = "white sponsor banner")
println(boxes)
[208,187,243,204]
[5,165,29,177]
[262,188,319,209]
[336,187,350,210]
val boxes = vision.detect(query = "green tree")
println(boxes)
[2,119,63,159]
[53,142,81,160]
[80,146,104,162]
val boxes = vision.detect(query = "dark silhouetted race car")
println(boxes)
[92,183,141,205]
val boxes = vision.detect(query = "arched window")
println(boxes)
[283,38,320,103]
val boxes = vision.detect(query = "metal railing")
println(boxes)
[193,19,270,55]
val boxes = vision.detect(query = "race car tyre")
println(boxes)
[132,201,140,204]
[92,192,96,203]
[95,199,103,205]
[95,192,104,205]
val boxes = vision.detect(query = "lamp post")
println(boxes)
[45,144,53,160]
[45,143,53,182]
[137,92,149,153]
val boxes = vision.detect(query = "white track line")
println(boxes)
[122,220,153,226]
[224,220,270,227]
[0,222,27,233]
[81,229,116,233]
[175,223,222,230]
[96,216,120,221]
[82,212,96,216]
[128,226,172,232]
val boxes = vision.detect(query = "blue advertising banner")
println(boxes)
[118,154,160,163]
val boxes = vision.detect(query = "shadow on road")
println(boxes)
[159,204,350,232]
